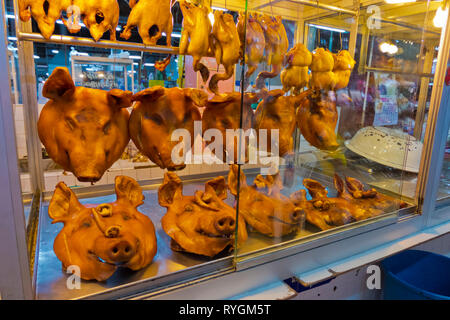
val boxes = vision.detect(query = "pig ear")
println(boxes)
[115,176,144,208]
[184,88,208,107]
[108,89,133,109]
[132,86,165,102]
[158,172,183,208]
[205,176,227,200]
[49,182,84,223]
[42,67,75,100]
[227,164,247,196]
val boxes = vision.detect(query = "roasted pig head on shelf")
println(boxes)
[19,0,71,39]
[228,165,305,237]
[129,86,207,171]
[120,0,175,46]
[202,92,258,163]
[158,172,248,257]
[38,67,132,183]
[296,90,339,151]
[67,0,120,41]
[48,176,157,281]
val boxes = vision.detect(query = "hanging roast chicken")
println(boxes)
[281,43,312,95]
[309,48,338,91]
[49,175,157,281]
[179,0,212,83]
[208,11,241,95]
[129,86,207,171]
[333,50,356,90]
[18,0,70,39]
[254,15,289,89]
[121,0,175,46]
[38,67,132,183]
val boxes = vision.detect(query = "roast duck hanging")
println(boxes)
[38,67,132,183]
[129,86,208,171]
[49,176,157,281]
[158,172,248,257]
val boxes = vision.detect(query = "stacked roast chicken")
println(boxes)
[27,0,406,281]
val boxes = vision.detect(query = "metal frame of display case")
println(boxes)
[0,0,449,299]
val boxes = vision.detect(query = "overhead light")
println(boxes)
[52,50,59,54]
[384,0,416,4]
[76,52,89,56]
[6,14,15,19]
[34,55,40,59]
[161,32,181,38]
[211,6,227,11]
[129,55,142,60]
[8,46,17,51]
[133,63,139,66]
[433,5,449,28]
[308,23,347,33]
[116,26,121,31]
[144,63,155,67]
[7,36,17,41]
[379,41,398,55]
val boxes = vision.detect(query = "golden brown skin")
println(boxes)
[254,89,301,157]
[49,176,157,281]
[19,0,71,39]
[254,15,289,89]
[121,0,175,46]
[66,0,119,41]
[179,0,212,83]
[129,86,207,171]
[202,92,258,163]
[237,12,266,87]
[38,67,132,182]
[296,90,339,151]
[158,172,247,257]
[228,165,305,238]
[208,11,241,95]
[281,44,312,95]
[310,48,338,91]
[333,50,356,90]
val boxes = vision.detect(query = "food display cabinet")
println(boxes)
[0,0,449,300]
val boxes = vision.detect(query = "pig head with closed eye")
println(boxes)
[38,67,132,182]
[228,165,305,237]
[158,172,248,257]
[49,176,157,281]
[129,86,207,171]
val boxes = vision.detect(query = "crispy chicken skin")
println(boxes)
[310,48,338,91]
[333,50,356,90]
[281,44,313,95]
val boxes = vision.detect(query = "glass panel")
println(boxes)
[437,127,450,206]
[235,0,444,262]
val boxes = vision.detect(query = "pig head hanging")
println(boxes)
[38,67,132,183]
[129,86,207,171]
[48,176,157,281]
[158,172,248,257]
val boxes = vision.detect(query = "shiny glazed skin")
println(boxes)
[19,0,71,39]
[121,0,175,46]
[310,48,338,90]
[38,67,131,183]
[228,165,305,238]
[333,50,356,90]
[281,43,313,95]
[129,86,207,171]
[49,176,157,281]
[158,172,248,257]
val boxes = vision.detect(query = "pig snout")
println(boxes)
[69,148,106,182]
[106,240,136,263]
[215,216,236,235]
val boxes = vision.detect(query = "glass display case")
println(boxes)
[0,0,449,300]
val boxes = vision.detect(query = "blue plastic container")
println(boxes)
[381,249,450,300]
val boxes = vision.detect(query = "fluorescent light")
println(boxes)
[116,26,121,31]
[308,23,347,33]
[144,63,155,67]
[385,0,416,3]
[34,55,40,59]
[6,14,15,19]
[161,32,181,38]
[434,6,449,28]
[212,6,227,11]
[8,36,17,41]
[133,63,139,66]
[129,55,142,60]
[76,52,89,56]
[56,20,64,25]
[52,50,59,54]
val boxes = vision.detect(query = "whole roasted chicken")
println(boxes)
[179,0,212,83]
[19,0,71,39]
[208,11,241,94]
[159,172,247,257]
[254,15,289,89]
[333,50,356,90]
[121,0,175,46]
[237,12,266,86]
[309,48,338,91]
[202,92,259,163]
[296,90,339,151]
[66,0,120,41]
[281,43,312,95]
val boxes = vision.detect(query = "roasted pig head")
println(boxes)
[254,89,300,157]
[19,0,71,39]
[49,176,157,281]
[296,90,339,151]
[67,0,120,41]
[129,86,207,171]
[121,0,175,46]
[158,172,247,257]
[38,67,132,182]
[202,92,258,163]
[228,165,305,237]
